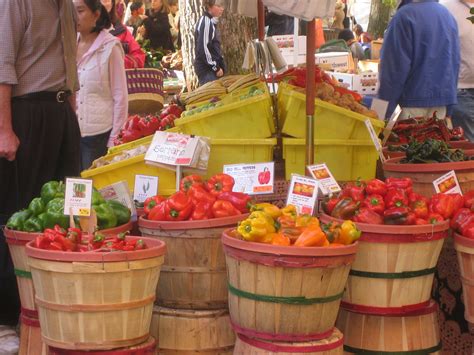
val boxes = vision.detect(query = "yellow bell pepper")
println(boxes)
[281,205,297,218]
[251,203,282,219]
[296,214,320,228]
[238,212,276,242]
[334,220,361,245]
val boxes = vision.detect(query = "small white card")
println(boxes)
[145,131,200,166]
[133,175,159,203]
[382,105,402,145]
[370,98,389,121]
[286,174,319,215]
[433,170,463,194]
[100,181,137,218]
[365,119,386,163]
[64,178,93,216]
[307,163,341,196]
[223,162,274,195]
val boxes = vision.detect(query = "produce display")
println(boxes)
[322,177,463,225]
[6,181,131,232]
[230,203,361,247]
[113,104,183,146]
[161,50,183,71]
[32,226,147,252]
[386,115,465,144]
[399,139,472,163]
[275,66,379,119]
[143,174,251,221]
[450,191,474,239]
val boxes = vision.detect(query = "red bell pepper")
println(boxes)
[384,188,409,208]
[148,202,166,221]
[190,201,214,220]
[331,197,359,220]
[188,185,216,205]
[383,207,410,225]
[428,213,444,225]
[212,200,241,218]
[217,191,252,213]
[144,195,166,215]
[258,168,271,185]
[408,192,428,205]
[462,222,474,239]
[385,177,413,194]
[451,193,465,214]
[206,174,235,197]
[415,218,428,225]
[138,115,160,136]
[121,129,142,143]
[451,208,474,233]
[353,207,383,224]
[160,104,183,119]
[165,198,194,221]
[124,115,141,131]
[404,212,417,225]
[365,179,387,196]
[341,180,366,202]
[411,199,429,219]
[180,175,204,193]
[429,193,454,220]
[323,196,341,215]
[464,190,474,209]
[362,194,385,215]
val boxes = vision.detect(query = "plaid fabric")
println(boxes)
[126,68,164,96]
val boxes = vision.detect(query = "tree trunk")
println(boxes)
[367,1,393,39]
[178,0,201,91]
[218,13,257,75]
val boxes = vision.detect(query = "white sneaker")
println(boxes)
[0,325,19,355]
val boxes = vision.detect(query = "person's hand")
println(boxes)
[0,128,20,161]
[137,25,146,36]
[216,68,224,78]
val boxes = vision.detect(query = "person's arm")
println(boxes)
[168,13,179,39]
[107,45,128,147]
[122,30,145,69]
[195,16,221,74]
[378,15,413,118]
[0,85,19,161]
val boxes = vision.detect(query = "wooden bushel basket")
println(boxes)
[222,230,357,341]
[19,313,49,355]
[321,214,448,311]
[233,328,344,354]
[454,232,474,323]
[337,300,441,354]
[139,215,247,309]
[150,306,235,354]
[25,237,166,350]
[48,336,156,354]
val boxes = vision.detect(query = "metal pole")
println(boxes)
[257,0,265,41]
[305,20,316,167]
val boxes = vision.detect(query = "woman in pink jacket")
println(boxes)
[75,0,128,170]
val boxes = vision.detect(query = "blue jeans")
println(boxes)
[197,70,218,86]
[451,89,474,142]
[80,130,111,170]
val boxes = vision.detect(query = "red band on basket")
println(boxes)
[231,319,334,341]
[340,300,436,316]
[21,307,38,319]
[359,231,448,243]
[223,244,355,268]
[238,333,344,353]
[21,314,40,327]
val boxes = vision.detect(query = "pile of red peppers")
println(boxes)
[33,226,147,252]
[450,191,474,239]
[113,105,183,146]
[144,173,251,221]
[323,177,464,225]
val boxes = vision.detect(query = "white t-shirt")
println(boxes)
[441,0,474,89]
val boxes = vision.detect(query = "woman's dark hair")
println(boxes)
[106,0,120,25]
[338,28,355,42]
[203,0,224,9]
[130,1,143,12]
[353,24,363,35]
[84,0,112,32]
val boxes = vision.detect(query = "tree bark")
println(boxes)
[367,1,393,39]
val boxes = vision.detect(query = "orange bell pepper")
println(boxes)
[269,232,291,246]
[294,225,328,247]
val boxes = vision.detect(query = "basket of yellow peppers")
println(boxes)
[233,203,361,247]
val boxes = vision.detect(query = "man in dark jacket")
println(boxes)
[194,0,225,86]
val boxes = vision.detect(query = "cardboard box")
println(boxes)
[371,40,383,60]
[315,52,351,71]
[358,59,380,73]
[331,71,379,95]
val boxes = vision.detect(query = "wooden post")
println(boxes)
[257,0,265,41]
[305,20,316,167]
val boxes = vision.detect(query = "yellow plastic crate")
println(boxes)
[175,92,275,139]
[283,138,378,182]
[81,153,177,196]
[278,83,385,140]
[206,138,276,178]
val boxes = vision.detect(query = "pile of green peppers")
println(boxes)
[6,181,131,233]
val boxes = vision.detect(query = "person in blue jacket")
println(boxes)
[194,0,225,86]
[378,0,460,119]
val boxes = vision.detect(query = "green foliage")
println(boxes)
[382,0,397,8]
[469,7,474,24]
[137,39,165,69]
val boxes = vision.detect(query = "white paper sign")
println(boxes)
[99,181,137,218]
[307,163,341,196]
[64,178,93,216]
[370,98,389,121]
[145,131,199,166]
[223,162,274,195]
[433,170,463,194]
[382,105,402,145]
[365,119,386,163]
[286,174,319,215]
[133,175,159,203]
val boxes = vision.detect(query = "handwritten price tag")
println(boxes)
[64,178,93,217]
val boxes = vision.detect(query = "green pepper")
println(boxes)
[106,200,131,225]
[23,216,44,233]
[41,181,65,204]
[28,197,45,216]
[6,210,32,231]
[92,188,105,206]
[94,203,118,230]
[45,198,69,229]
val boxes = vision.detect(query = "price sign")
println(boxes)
[365,119,386,163]
[307,163,341,195]
[382,105,402,145]
[145,131,200,166]
[286,174,319,215]
[64,178,93,216]
[223,162,274,194]
[433,170,462,194]
[133,175,159,203]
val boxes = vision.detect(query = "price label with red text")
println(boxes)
[223,162,274,195]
